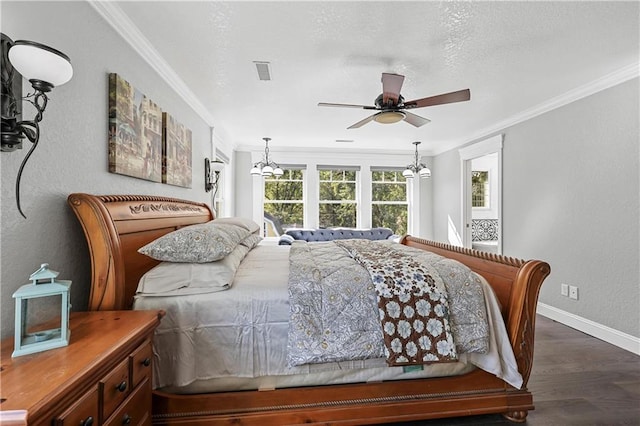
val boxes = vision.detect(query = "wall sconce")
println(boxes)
[205,158,224,193]
[402,141,431,178]
[1,33,73,218]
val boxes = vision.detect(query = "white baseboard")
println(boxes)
[536,303,640,355]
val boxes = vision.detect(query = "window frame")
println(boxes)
[371,169,409,235]
[317,167,359,228]
[262,168,305,235]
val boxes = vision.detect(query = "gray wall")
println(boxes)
[1,2,213,339]
[432,78,639,337]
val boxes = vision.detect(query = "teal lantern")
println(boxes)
[12,263,71,357]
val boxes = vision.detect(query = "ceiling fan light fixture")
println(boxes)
[374,111,405,124]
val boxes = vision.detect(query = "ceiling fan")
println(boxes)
[318,73,470,129]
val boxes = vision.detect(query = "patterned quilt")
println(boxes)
[287,240,489,367]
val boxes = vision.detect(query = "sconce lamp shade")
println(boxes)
[250,166,262,176]
[273,167,284,177]
[209,160,225,173]
[9,40,73,89]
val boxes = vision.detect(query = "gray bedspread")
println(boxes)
[286,240,489,367]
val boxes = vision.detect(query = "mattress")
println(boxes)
[133,241,522,393]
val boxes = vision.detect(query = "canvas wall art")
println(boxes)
[162,112,192,188]
[108,73,162,182]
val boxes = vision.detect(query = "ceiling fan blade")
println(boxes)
[318,102,377,110]
[381,73,405,106]
[347,114,377,129]
[403,111,431,127]
[403,88,471,109]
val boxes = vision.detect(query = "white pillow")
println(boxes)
[136,244,250,296]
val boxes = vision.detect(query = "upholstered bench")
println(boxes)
[278,227,396,245]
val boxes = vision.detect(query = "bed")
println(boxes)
[67,193,550,425]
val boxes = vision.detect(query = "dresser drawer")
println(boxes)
[100,358,130,420]
[55,385,99,426]
[130,340,152,388]
[103,377,151,426]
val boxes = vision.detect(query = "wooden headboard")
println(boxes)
[68,193,213,311]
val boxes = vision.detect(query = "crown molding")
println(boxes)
[435,62,640,156]
[91,2,637,156]
[89,1,216,126]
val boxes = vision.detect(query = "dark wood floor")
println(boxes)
[384,315,640,426]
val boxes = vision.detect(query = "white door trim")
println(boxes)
[458,134,503,253]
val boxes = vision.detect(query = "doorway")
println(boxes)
[459,135,503,254]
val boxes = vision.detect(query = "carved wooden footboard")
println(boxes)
[68,193,550,425]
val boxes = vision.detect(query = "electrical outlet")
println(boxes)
[569,285,579,300]
[561,283,569,296]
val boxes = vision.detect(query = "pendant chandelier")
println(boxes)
[250,137,283,177]
[402,141,431,178]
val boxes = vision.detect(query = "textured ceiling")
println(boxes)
[111,1,639,154]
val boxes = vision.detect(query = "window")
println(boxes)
[318,168,357,228]
[371,170,408,235]
[263,169,304,236]
[472,171,489,208]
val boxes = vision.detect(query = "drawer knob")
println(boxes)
[122,414,132,425]
[81,416,94,426]
[116,381,128,392]
[142,357,151,367]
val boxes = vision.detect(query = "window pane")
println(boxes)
[372,171,383,181]
[319,203,356,228]
[264,202,303,235]
[289,169,303,180]
[383,171,397,181]
[265,180,303,201]
[319,182,356,200]
[318,170,332,180]
[472,171,489,207]
[372,204,407,235]
[372,183,407,202]
[344,170,356,181]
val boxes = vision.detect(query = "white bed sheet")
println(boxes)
[133,241,522,392]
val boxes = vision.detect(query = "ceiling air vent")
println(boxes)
[253,61,272,81]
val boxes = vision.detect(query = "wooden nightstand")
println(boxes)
[0,310,163,425]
